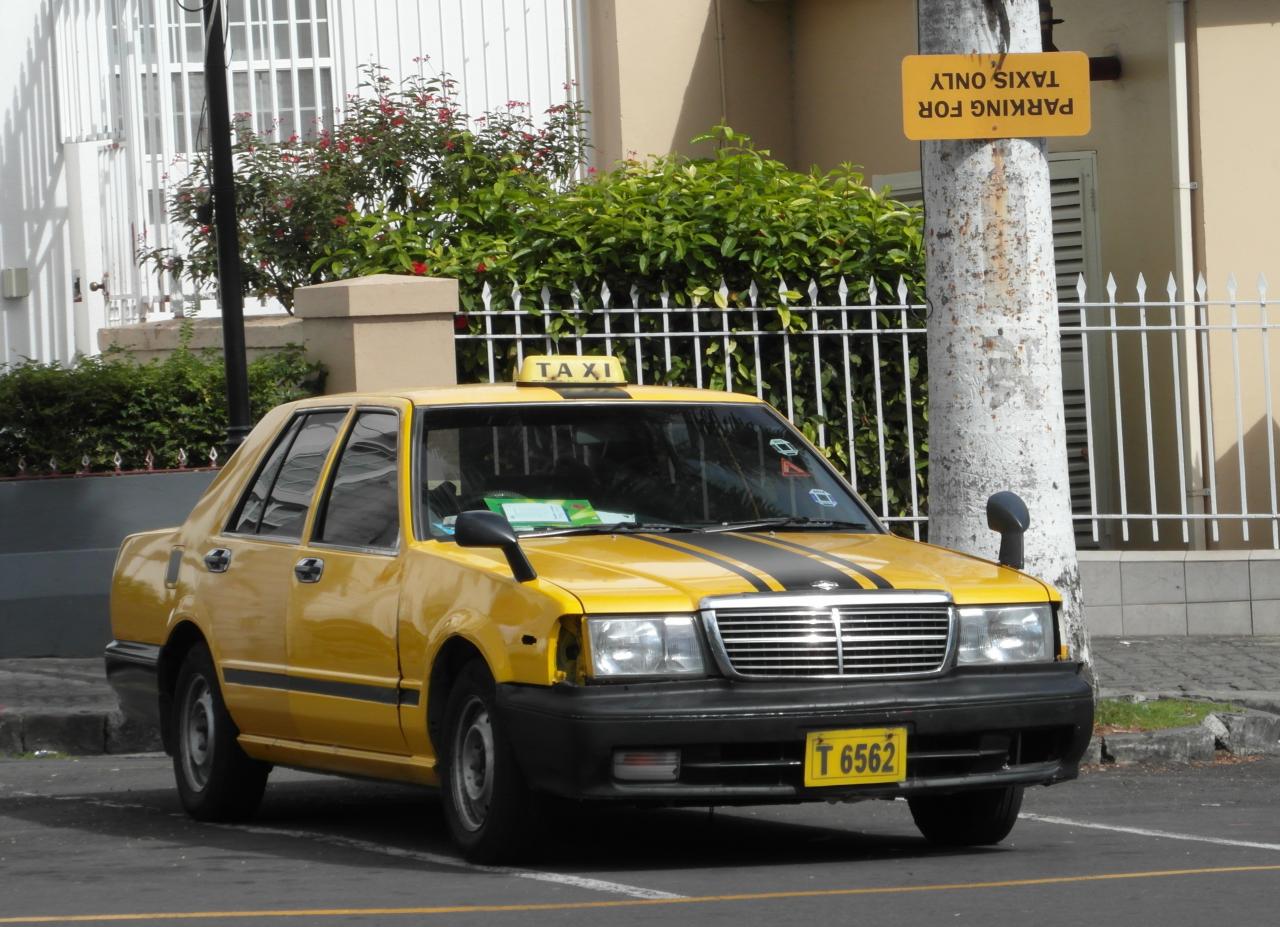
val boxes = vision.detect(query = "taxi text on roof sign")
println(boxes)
[901,51,1090,141]
[516,355,627,386]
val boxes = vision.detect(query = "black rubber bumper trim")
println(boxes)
[495,665,1094,801]
[103,640,162,729]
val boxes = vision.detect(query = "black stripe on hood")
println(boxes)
[673,533,870,592]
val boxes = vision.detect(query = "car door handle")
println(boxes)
[203,548,232,573]
[294,557,325,583]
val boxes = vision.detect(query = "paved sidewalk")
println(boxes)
[2,638,1280,755]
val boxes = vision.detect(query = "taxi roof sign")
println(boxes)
[516,355,627,386]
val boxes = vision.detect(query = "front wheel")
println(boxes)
[172,643,270,821]
[908,786,1024,846]
[440,661,538,863]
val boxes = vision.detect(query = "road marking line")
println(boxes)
[2,864,1279,924]
[49,796,679,901]
[1021,813,1280,852]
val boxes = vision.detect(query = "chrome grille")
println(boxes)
[708,604,953,678]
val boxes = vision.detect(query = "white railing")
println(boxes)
[457,277,930,538]
[456,273,1280,551]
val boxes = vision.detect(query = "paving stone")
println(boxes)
[1102,726,1215,766]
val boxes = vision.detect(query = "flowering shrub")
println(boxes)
[139,67,587,310]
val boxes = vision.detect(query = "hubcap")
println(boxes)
[180,675,215,791]
[451,697,495,832]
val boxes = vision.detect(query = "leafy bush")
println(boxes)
[319,127,928,519]
[0,339,324,477]
[138,66,587,310]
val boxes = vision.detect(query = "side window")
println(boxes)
[258,411,347,540]
[314,411,401,550]
[229,416,304,535]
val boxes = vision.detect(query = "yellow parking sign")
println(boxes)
[902,51,1091,141]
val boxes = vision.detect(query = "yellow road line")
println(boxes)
[3,864,1279,924]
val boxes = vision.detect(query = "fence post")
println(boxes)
[293,274,459,393]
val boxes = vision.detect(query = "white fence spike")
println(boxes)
[837,276,849,306]
[600,281,611,308]
[481,280,493,311]
[896,276,909,305]
[748,280,759,307]
[1106,273,1117,301]
[570,283,582,311]
[1076,273,1088,302]
[1136,272,1147,302]
[777,278,789,305]
[630,284,641,309]
[868,277,878,307]
[718,277,729,303]
[1259,273,1269,300]
[807,278,819,306]
[1227,273,1239,301]
[1167,272,1178,301]
[660,289,670,309]
[511,283,522,312]
[1196,273,1208,301]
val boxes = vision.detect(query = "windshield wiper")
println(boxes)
[705,516,872,533]
[528,521,697,537]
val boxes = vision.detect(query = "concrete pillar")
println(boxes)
[292,274,459,393]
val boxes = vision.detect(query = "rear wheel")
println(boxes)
[908,786,1024,846]
[172,643,269,821]
[440,660,538,863]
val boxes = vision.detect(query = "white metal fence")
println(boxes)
[456,273,1280,551]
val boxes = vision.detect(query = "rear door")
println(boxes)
[286,404,410,754]
[208,408,349,739]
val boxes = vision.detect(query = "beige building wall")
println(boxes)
[1190,0,1280,548]
[586,0,793,168]
[594,0,1280,550]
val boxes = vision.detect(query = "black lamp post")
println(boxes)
[200,0,253,452]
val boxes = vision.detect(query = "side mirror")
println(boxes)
[986,491,1030,570]
[454,510,538,583]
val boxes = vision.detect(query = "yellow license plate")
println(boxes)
[803,727,907,787]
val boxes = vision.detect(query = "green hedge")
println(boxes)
[0,340,324,477]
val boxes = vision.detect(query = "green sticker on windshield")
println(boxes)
[483,497,602,527]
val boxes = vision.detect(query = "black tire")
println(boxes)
[172,643,270,822]
[908,786,1024,846]
[440,660,538,863]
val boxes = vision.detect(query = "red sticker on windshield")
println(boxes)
[780,458,811,479]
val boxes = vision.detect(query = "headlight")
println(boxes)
[956,604,1054,665]
[586,615,706,677]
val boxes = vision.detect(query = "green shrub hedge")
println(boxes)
[0,340,324,477]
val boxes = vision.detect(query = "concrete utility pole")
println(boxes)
[918,0,1089,667]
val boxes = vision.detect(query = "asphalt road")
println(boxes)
[1,755,1278,926]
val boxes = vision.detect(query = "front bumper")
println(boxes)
[497,663,1093,803]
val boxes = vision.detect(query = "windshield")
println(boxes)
[417,402,877,538]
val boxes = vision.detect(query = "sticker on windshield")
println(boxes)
[483,498,602,527]
[769,438,799,457]
[780,458,811,479]
[809,489,838,507]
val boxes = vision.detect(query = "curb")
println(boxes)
[0,709,161,757]
[1087,700,1280,768]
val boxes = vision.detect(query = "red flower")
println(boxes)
[391,115,406,127]
[332,215,348,227]
[444,139,456,151]
[283,196,294,209]
[411,261,427,275]
[199,224,211,235]
[336,141,349,153]
[475,261,487,273]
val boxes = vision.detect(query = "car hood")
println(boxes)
[519,530,1053,613]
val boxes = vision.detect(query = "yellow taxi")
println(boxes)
[105,355,1093,862]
